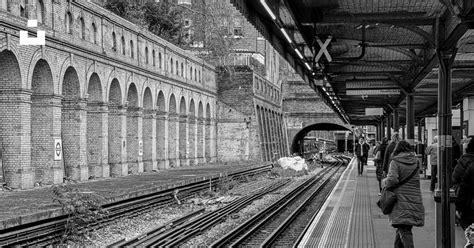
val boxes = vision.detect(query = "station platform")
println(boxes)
[299,157,466,248]
[0,161,264,230]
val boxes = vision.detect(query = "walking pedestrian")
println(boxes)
[355,137,369,176]
[453,136,474,230]
[375,138,388,193]
[383,133,400,175]
[453,136,462,172]
[383,140,425,248]
[425,136,438,192]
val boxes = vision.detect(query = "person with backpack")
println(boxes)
[383,133,400,175]
[453,136,474,231]
[383,140,425,248]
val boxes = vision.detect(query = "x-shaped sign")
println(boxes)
[314,36,333,63]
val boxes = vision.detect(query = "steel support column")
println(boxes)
[394,108,400,133]
[407,94,415,144]
[387,113,392,138]
[381,117,386,139]
[418,119,423,143]
[435,48,457,248]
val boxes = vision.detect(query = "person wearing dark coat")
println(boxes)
[453,136,474,230]
[383,140,425,248]
[354,137,370,175]
[375,137,388,193]
[383,133,400,175]
[452,136,462,173]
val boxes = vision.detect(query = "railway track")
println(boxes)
[211,158,346,247]
[0,164,273,247]
[110,156,348,247]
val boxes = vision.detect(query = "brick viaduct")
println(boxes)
[0,0,219,189]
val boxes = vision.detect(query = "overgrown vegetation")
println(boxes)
[52,184,108,244]
[214,175,238,194]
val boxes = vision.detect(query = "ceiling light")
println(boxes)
[355,24,363,30]
[280,28,292,44]
[260,0,277,20]
[304,62,311,70]
[295,48,304,59]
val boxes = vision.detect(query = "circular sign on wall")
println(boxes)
[54,138,62,161]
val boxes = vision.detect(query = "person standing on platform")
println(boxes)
[452,137,474,231]
[383,133,400,176]
[453,136,462,172]
[425,136,438,192]
[383,140,424,248]
[355,137,369,175]
[374,138,388,193]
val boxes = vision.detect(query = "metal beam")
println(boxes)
[316,13,436,26]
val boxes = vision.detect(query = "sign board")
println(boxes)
[54,138,62,160]
[346,81,398,89]
[138,140,143,156]
[365,108,384,116]
[346,89,400,95]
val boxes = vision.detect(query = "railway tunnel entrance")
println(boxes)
[291,123,352,157]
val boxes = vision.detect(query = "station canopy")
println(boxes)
[231,0,474,125]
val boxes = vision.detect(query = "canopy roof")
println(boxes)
[231,0,474,125]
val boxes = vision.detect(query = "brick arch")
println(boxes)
[205,103,211,119]
[169,94,177,113]
[189,99,196,116]
[179,96,186,115]
[58,57,84,98]
[87,73,103,102]
[198,101,203,118]
[108,78,122,105]
[26,47,57,93]
[85,64,105,101]
[156,90,166,112]
[126,83,139,107]
[0,50,26,187]
[61,65,87,180]
[143,87,153,110]
[188,99,197,165]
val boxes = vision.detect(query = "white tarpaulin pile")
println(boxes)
[277,156,308,171]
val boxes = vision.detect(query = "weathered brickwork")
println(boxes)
[216,68,287,162]
[0,0,218,189]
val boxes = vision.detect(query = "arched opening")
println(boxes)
[189,66,192,79]
[178,97,187,166]
[205,103,211,161]
[66,11,73,34]
[80,17,85,40]
[112,32,116,50]
[62,66,87,181]
[175,61,179,75]
[188,99,196,166]
[290,123,351,157]
[0,50,30,188]
[152,50,156,66]
[37,0,45,24]
[168,94,177,167]
[159,52,162,69]
[142,87,154,171]
[107,79,124,177]
[156,91,166,169]
[126,83,140,173]
[91,23,97,44]
[121,36,125,55]
[86,73,106,178]
[31,59,59,185]
[194,68,197,81]
[170,58,174,74]
[197,102,204,163]
[130,40,134,58]
[180,63,184,77]
[20,0,27,18]
[145,47,149,64]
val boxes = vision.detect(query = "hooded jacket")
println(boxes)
[384,152,425,227]
[452,153,474,229]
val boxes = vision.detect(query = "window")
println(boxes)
[170,58,173,73]
[112,32,117,50]
[233,27,243,37]
[80,17,85,39]
[92,23,97,44]
[20,0,27,18]
[130,40,134,58]
[180,63,183,77]
[145,47,149,64]
[194,68,197,81]
[175,60,178,75]
[121,36,125,55]
[159,52,162,68]
[198,71,201,82]
[37,0,45,23]
[66,12,73,34]
[152,50,156,66]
